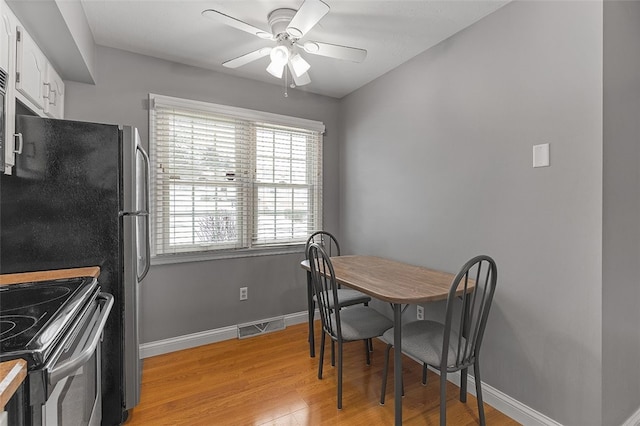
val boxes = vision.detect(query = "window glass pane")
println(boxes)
[150,95,322,256]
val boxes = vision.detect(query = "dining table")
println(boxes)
[301,255,470,425]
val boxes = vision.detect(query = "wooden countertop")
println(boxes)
[0,359,27,410]
[0,266,101,286]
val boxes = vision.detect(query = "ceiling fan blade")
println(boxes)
[202,9,273,40]
[303,41,367,63]
[289,65,311,86]
[223,48,272,69]
[286,0,329,38]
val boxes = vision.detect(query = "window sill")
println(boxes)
[150,244,305,266]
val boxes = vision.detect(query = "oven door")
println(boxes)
[39,292,113,426]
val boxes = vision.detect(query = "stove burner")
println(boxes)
[0,315,38,342]
[1,286,71,312]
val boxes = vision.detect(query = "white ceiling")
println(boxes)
[19,1,511,99]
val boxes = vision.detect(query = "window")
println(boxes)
[149,94,323,259]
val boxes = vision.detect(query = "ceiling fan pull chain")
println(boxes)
[284,70,289,97]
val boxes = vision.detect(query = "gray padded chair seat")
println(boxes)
[330,306,393,341]
[313,288,371,309]
[383,320,468,369]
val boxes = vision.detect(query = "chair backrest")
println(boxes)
[305,231,341,258]
[307,243,341,339]
[442,255,497,372]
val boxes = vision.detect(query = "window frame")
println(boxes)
[149,93,324,264]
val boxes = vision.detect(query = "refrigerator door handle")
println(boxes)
[137,144,151,282]
[119,210,148,217]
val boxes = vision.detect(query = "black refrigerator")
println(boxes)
[0,115,150,425]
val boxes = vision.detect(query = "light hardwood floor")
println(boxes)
[125,322,520,425]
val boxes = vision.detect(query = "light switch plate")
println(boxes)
[533,143,550,168]
[0,411,8,426]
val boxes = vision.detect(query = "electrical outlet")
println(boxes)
[239,287,248,301]
[417,305,424,321]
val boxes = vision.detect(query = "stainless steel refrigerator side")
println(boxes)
[120,126,148,411]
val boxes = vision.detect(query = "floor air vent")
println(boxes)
[237,316,285,339]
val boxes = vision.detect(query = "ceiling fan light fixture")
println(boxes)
[289,53,310,77]
[270,45,290,66]
[266,60,286,78]
[303,42,320,53]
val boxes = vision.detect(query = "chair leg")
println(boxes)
[307,273,315,358]
[337,340,343,409]
[439,369,447,426]
[474,360,486,426]
[364,340,371,365]
[318,332,326,379]
[364,301,373,353]
[380,343,392,405]
[308,300,316,358]
[460,366,468,402]
[422,363,428,385]
[331,340,335,367]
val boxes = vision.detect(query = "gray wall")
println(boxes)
[602,2,640,425]
[338,2,603,425]
[64,46,341,342]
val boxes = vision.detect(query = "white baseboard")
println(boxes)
[623,407,640,426]
[140,311,559,426]
[444,368,562,426]
[139,310,309,359]
[382,339,562,426]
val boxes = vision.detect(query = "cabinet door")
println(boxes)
[16,26,45,110]
[44,62,64,118]
[1,5,16,174]
[0,5,10,73]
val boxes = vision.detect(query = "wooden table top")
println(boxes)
[302,255,468,304]
[0,266,101,286]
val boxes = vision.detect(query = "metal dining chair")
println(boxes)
[305,231,371,358]
[379,255,498,426]
[308,243,393,409]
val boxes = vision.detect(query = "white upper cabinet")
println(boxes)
[16,26,45,111]
[14,24,64,120]
[0,5,11,73]
[2,0,66,174]
[1,2,16,174]
[43,62,64,118]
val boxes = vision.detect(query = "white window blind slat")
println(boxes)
[150,94,323,257]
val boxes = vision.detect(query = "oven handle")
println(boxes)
[47,292,114,385]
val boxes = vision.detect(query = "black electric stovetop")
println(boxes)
[0,276,98,368]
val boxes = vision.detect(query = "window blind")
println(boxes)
[150,94,323,257]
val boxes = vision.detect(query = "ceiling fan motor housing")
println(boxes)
[268,8,297,38]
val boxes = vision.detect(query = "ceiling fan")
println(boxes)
[202,0,367,87]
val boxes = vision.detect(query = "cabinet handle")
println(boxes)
[13,134,23,155]
[42,82,50,99]
[50,89,57,106]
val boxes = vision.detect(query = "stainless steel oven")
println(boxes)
[0,277,113,426]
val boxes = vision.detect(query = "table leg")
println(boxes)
[393,303,402,425]
[307,271,315,358]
